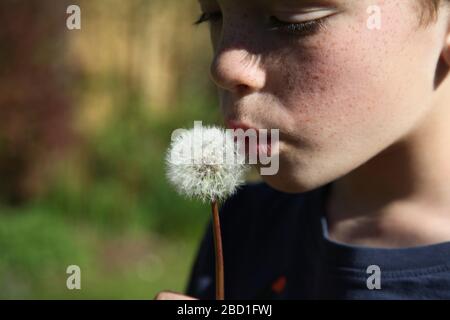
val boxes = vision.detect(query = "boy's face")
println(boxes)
[200,0,450,192]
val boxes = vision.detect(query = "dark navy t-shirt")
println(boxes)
[186,182,450,299]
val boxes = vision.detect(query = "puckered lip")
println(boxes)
[225,119,260,132]
[225,119,274,150]
[226,119,296,150]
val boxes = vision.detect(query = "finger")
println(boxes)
[154,291,197,300]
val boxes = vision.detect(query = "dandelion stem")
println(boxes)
[211,199,224,300]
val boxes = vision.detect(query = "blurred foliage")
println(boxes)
[0,0,228,298]
[0,0,74,204]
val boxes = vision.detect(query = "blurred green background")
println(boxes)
[0,0,231,299]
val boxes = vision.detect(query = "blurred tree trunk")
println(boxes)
[0,0,73,205]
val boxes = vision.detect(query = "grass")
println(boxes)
[0,92,219,299]
[0,205,206,299]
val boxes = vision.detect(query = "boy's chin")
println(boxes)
[259,172,318,194]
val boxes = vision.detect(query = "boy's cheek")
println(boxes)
[272,58,421,174]
[276,21,429,137]
[246,1,440,191]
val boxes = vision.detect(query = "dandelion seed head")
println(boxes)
[166,126,249,203]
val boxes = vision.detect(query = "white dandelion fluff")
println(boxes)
[166,125,248,203]
[166,123,247,300]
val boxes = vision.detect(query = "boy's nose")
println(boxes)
[210,49,266,96]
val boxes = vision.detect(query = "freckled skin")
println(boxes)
[207,0,450,195]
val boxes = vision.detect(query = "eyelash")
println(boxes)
[194,12,327,36]
[194,12,222,25]
[269,16,326,36]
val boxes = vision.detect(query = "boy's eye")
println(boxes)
[193,11,222,25]
[268,16,326,37]
[194,9,336,37]
[269,9,337,36]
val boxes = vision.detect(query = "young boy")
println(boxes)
[157,0,450,299]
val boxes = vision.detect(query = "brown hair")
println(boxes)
[420,0,449,24]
